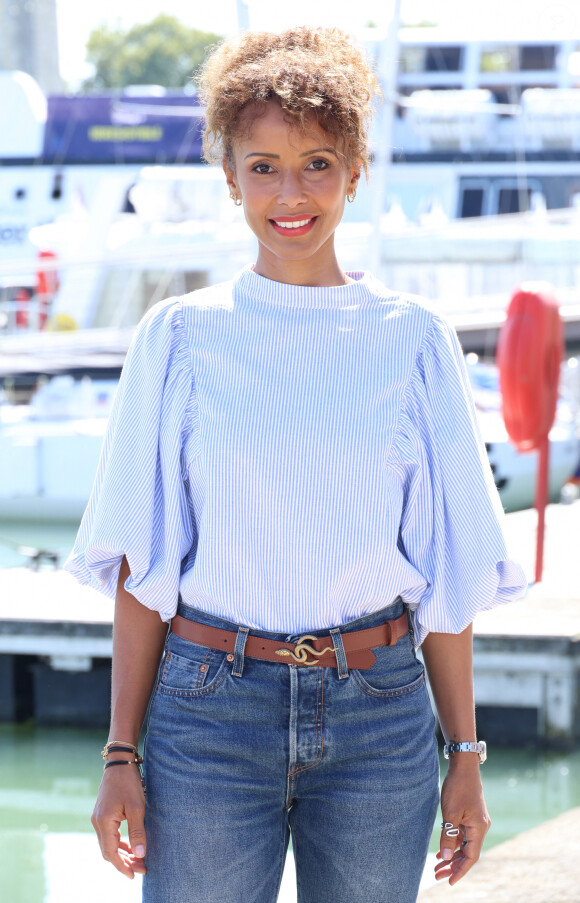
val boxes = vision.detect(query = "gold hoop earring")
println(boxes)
[347,189,356,203]
[230,193,242,206]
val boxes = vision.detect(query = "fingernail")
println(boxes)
[135,845,145,858]
[442,848,453,861]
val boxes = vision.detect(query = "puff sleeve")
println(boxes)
[398,312,527,645]
[64,298,194,621]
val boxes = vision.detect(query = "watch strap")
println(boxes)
[443,740,487,763]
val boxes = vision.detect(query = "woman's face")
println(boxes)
[224,100,360,285]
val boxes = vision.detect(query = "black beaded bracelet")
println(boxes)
[104,756,143,769]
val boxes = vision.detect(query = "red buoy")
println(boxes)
[496,283,563,581]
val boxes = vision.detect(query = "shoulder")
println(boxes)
[363,273,449,361]
[180,279,235,314]
[124,296,190,378]
[135,295,185,341]
[364,272,437,325]
[136,278,236,341]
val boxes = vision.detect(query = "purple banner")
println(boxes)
[43,95,204,165]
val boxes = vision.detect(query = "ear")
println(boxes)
[223,155,239,196]
[348,165,361,193]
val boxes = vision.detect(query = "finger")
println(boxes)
[100,825,138,878]
[446,829,484,885]
[439,817,463,863]
[127,804,147,863]
[434,847,464,881]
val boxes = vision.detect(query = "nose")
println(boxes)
[277,171,307,208]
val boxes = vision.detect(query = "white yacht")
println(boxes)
[2,27,580,311]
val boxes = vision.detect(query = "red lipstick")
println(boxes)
[269,216,317,237]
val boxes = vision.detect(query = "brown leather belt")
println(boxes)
[170,612,409,670]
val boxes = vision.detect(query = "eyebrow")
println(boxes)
[243,147,339,160]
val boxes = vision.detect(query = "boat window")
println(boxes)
[460,188,485,218]
[519,45,557,71]
[400,45,462,73]
[425,46,462,71]
[497,186,531,215]
[479,46,518,73]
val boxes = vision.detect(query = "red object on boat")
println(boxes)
[14,287,32,329]
[35,250,59,298]
[35,250,59,329]
[496,283,563,582]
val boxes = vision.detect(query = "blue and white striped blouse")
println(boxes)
[64,265,526,644]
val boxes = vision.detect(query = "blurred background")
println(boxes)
[1,1,579,900]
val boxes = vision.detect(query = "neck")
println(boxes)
[253,242,351,287]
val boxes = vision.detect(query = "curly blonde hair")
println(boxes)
[197,27,380,177]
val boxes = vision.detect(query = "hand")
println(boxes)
[434,758,491,885]
[91,762,147,879]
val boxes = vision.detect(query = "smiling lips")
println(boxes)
[270,216,318,236]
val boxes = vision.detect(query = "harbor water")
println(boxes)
[1,726,580,903]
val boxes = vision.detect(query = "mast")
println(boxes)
[369,0,401,278]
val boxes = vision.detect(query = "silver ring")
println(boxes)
[442,821,460,837]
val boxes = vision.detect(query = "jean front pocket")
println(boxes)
[351,638,426,699]
[158,641,229,698]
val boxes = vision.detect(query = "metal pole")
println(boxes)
[236,0,250,30]
[369,0,402,278]
[534,434,550,583]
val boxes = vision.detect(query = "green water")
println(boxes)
[0,724,579,902]
[0,521,80,569]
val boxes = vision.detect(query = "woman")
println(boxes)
[65,27,526,903]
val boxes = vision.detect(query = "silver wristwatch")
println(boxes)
[443,741,487,763]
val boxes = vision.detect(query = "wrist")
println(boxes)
[107,728,141,746]
[446,752,482,774]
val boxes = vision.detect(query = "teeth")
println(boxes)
[273,218,313,229]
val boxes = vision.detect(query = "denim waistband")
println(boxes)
[175,597,405,643]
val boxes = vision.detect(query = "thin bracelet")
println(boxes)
[104,745,138,756]
[101,740,139,760]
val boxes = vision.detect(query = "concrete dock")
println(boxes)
[417,806,580,902]
[473,498,580,746]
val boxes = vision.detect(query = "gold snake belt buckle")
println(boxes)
[275,635,335,666]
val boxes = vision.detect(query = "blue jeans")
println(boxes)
[142,598,439,903]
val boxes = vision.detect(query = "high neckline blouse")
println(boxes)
[237,264,378,309]
[65,266,527,645]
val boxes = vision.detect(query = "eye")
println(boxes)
[307,158,330,171]
[252,162,275,175]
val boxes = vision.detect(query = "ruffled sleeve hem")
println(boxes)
[64,550,120,599]
[63,296,196,619]
[408,558,528,646]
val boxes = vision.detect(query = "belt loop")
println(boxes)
[232,626,249,678]
[329,627,349,679]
